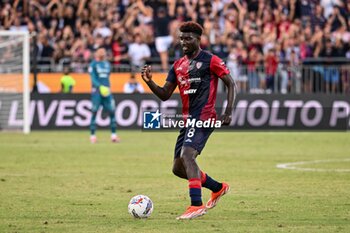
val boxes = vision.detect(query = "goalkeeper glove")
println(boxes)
[99,85,110,97]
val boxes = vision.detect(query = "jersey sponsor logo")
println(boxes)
[183,89,197,95]
[188,77,201,83]
[96,66,109,73]
[176,67,183,71]
[96,66,110,78]
[178,76,201,87]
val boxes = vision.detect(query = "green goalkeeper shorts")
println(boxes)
[91,93,115,113]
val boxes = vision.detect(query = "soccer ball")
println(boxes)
[128,195,153,218]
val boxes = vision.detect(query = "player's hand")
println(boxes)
[99,85,110,97]
[220,113,232,126]
[141,65,152,83]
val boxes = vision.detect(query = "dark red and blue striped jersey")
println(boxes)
[166,50,230,120]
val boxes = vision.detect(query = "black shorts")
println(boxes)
[174,127,214,158]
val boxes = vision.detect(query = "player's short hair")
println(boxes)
[179,21,203,37]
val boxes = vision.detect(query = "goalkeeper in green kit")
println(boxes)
[89,47,120,143]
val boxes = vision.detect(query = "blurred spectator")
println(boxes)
[320,39,340,93]
[93,20,112,38]
[69,38,92,72]
[123,73,144,94]
[111,35,128,65]
[265,48,278,93]
[153,4,175,72]
[37,34,54,69]
[321,0,342,18]
[289,50,302,93]
[128,33,151,71]
[244,48,261,93]
[227,45,242,92]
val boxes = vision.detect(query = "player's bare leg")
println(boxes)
[172,158,187,179]
[181,147,201,179]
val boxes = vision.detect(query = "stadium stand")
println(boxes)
[0,0,349,93]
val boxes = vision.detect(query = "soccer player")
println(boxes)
[89,47,120,143]
[141,21,236,219]
[60,66,75,93]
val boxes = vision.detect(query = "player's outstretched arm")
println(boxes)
[141,65,177,101]
[220,74,237,125]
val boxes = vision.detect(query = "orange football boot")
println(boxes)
[176,205,207,220]
[206,182,230,209]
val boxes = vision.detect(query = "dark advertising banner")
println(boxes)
[1,94,349,130]
[225,95,349,130]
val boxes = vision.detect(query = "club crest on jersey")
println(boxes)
[196,62,202,69]
[178,75,190,88]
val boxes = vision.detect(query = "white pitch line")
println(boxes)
[276,158,350,172]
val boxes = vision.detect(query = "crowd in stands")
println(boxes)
[1,0,350,93]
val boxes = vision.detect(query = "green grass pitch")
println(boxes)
[0,131,349,233]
